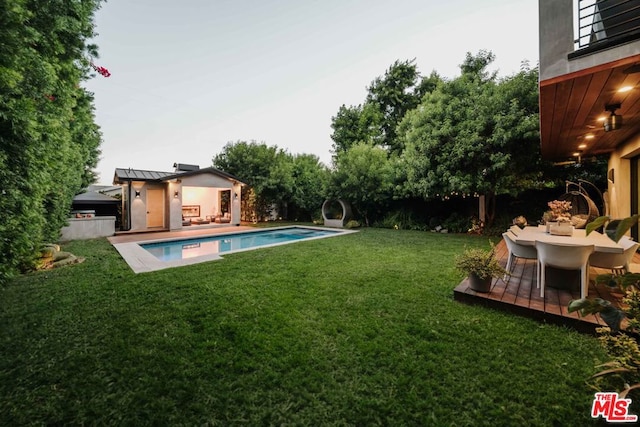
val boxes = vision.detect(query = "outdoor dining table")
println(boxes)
[514,225,623,254]
[512,225,624,293]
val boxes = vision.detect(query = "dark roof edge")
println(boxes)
[113,168,176,183]
[114,167,246,186]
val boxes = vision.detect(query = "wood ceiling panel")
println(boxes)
[539,85,556,152]
[568,70,615,156]
[565,75,592,130]
[540,56,640,161]
[573,69,612,128]
[549,80,573,158]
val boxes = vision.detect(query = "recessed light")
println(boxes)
[618,86,634,93]
[597,116,607,122]
[578,143,587,149]
[585,134,595,139]
[573,152,581,157]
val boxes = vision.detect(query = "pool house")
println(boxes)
[113,163,246,232]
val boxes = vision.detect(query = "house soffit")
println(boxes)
[539,54,640,161]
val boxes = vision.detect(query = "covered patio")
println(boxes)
[453,237,634,334]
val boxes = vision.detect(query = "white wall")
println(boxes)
[60,217,116,241]
[609,134,640,218]
[168,181,182,230]
[130,182,147,231]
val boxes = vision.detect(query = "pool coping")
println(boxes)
[110,225,357,273]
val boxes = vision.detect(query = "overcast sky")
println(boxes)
[84,0,539,185]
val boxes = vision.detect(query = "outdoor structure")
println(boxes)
[539,0,640,237]
[322,199,353,228]
[60,216,116,241]
[71,189,120,219]
[58,188,121,240]
[113,163,245,232]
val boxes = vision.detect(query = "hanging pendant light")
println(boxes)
[604,103,622,132]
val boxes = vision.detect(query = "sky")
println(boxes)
[84,0,540,185]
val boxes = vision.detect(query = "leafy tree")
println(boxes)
[71,90,102,190]
[366,59,440,154]
[289,154,329,221]
[399,51,545,226]
[329,143,395,226]
[330,60,442,161]
[213,141,294,220]
[330,103,381,160]
[0,0,103,282]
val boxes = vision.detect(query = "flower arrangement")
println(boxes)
[544,200,572,223]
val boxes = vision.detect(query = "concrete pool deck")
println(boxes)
[108,225,354,273]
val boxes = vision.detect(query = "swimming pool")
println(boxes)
[111,226,355,273]
[141,227,340,261]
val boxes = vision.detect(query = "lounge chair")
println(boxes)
[215,213,231,223]
[191,218,210,225]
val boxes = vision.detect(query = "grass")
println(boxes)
[0,227,613,425]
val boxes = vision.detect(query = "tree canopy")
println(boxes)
[330,59,442,161]
[330,103,381,158]
[212,141,328,221]
[398,51,545,224]
[366,59,439,154]
[209,52,583,230]
[0,0,104,283]
[329,143,395,226]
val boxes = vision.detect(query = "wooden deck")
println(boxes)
[453,238,635,334]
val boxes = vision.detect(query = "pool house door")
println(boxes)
[146,188,165,228]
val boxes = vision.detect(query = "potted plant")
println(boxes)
[544,200,574,235]
[587,214,640,243]
[455,243,508,292]
[512,215,528,229]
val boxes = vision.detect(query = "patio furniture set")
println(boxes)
[182,213,231,226]
[503,224,639,300]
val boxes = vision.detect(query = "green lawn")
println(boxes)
[0,228,611,425]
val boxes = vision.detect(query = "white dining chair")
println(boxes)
[589,239,640,275]
[502,232,537,281]
[535,241,594,299]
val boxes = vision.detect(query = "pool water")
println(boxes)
[140,227,341,261]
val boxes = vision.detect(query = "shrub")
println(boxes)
[454,243,507,280]
[345,220,361,229]
[569,273,640,399]
[428,217,441,230]
[442,212,470,233]
[375,210,426,231]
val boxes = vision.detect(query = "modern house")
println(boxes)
[113,163,245,232]
[539,0,640,237]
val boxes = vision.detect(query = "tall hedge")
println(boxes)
[0,0,103,283]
